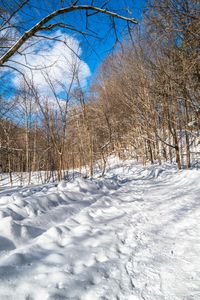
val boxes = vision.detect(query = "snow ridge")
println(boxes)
[0,162,199,300]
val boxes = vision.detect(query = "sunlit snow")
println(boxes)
[0,159,199,299]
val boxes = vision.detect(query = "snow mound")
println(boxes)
[0,160,199,299]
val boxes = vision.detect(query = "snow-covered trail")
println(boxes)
[0,162,200,300]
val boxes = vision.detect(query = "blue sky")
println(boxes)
[76,0,146,75]
[1,0,146,97]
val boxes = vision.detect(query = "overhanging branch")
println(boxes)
[0,4,138,66]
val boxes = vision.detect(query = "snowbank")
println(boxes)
[0,160,199,299]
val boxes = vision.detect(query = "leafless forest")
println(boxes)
[0,0,199,184]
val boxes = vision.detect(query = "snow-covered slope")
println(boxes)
[0,161,199,300]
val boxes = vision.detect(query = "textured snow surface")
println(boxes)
[0,161,200,300]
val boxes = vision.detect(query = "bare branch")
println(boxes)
[0,4,138,66]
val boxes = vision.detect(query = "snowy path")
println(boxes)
[0,162,200,299]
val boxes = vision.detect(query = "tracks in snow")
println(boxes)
[0,164,200,299]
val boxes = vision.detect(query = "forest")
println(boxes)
[0,2,200,299]
[0,0,199,184]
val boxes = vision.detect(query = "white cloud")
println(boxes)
[9,31,91,97]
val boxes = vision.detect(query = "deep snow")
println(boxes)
[0,160,200,300]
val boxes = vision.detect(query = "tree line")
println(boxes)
[0,0,199,184]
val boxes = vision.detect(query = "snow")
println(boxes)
[0,160,200,299]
